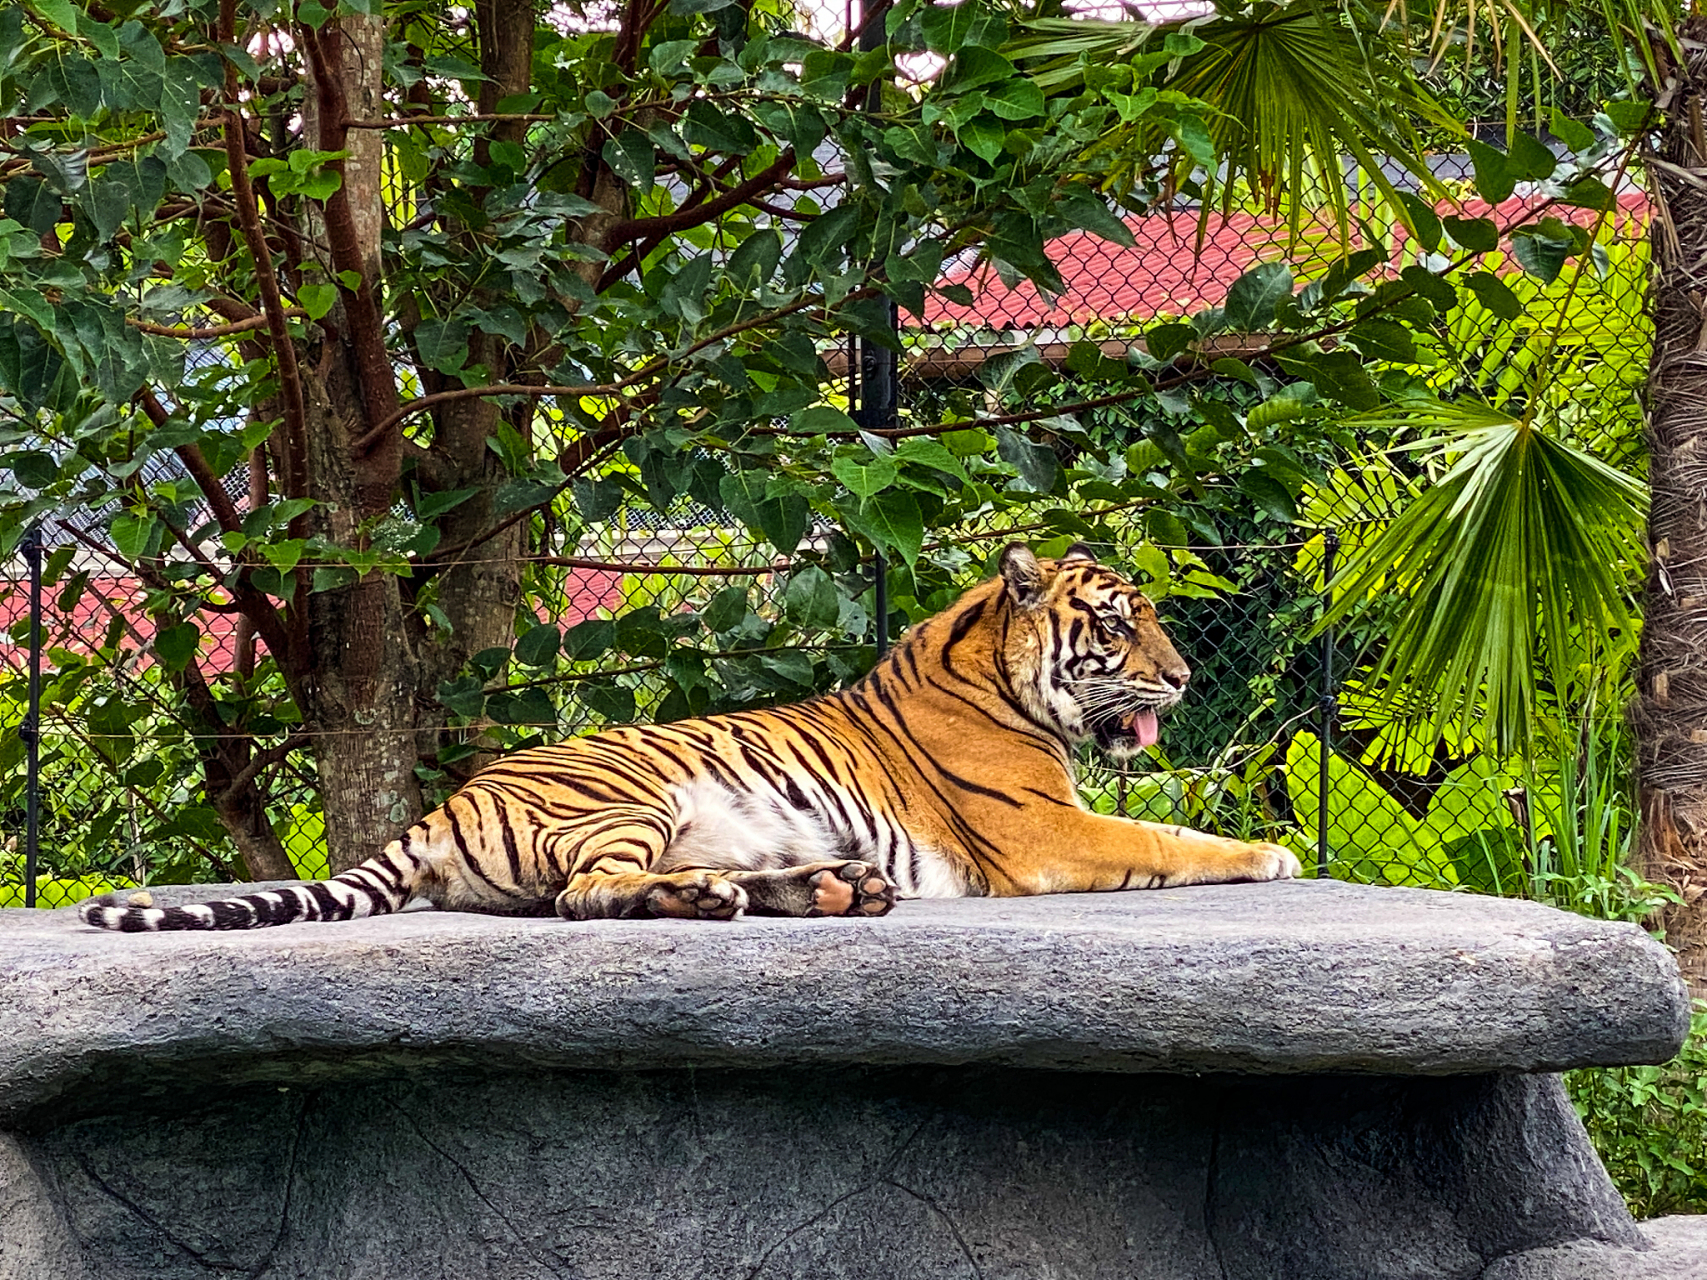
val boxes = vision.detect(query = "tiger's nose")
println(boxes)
[1161,667,1190,691]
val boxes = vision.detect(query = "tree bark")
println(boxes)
[297,12,425,872]
[1637,15,1707,996]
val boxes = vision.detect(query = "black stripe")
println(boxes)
[207,899,254,929]
[306,882,347,920]
[867,677,1023,807]
[495,805,525,887]
[444,800,518,896]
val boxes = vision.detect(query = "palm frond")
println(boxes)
[1319,400,1647,754]
[1008,0,1460,239]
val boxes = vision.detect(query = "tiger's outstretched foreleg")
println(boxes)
[722,860,896,917]
[1002,811,1301,896]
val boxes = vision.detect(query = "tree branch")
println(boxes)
[129,309,305,338]
[298,20,403,444]
[346,112,556,128]
[213,733,308,809]
[599,150,797,251]
[220,0,309,504]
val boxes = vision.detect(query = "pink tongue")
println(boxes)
[1133,709,1159,747]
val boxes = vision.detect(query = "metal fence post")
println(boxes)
[1316,530,1339,879]
[857,0,896,661]
[19,523,43,907]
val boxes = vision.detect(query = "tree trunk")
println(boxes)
[1637,15,1707,996]
[298,13,425,872]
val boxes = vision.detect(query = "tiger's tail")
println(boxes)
[77,844,425,932]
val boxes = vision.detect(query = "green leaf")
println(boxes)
[1510,230,1571,284]
[728,228,782,286]
[153,621,200,672]
[1549,109,1596,154]
[1145,321,1194,364]
[838,489,924,564]
[1345,319,1417,363]
[1275,351,1377,411]
[995,425,1060,493]
[1236,470,1296,523]
[298,283,338,320]
[783,566,840,629]
[719,471,808,555]
[893,436,969,482]
[1505,131,1556,182]
[514,623,560,667]
[414,487,479,523]
[945,47,1015,92]
[602,130,656,194]
[958,118,1005,163]
[660,253,713,324]
[1395,192,1441,255]
[31,0,78,34]
[568,476,622,523]
[920,1,979,53]
[831,452,898,498]
[791,406,859,434]
[414,318,468,374]
[563,617,615,660]
[1054,184,1134,248]
[6,450,58,488]
[1463,272,1523,321]
[1466,139,1515,204]
[1443,216,1499,253]
[702,586,749,633]
[982,79,1045,121]
[109,512,158,561]
[1222,261,1292,331]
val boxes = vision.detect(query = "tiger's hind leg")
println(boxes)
[549,808,748,921]
[555,868,749,921]
[722,861,896,918]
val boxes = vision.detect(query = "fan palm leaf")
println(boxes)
[1318,400,1647,754]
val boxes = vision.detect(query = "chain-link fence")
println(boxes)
[0,121,1654,916]
[0,502,1641,916]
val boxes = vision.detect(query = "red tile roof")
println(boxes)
[924,194,1650,331]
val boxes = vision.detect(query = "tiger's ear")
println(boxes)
[1060,542,1097,564]
[999,543,1046,610]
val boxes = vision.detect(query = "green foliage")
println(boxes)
[1320,404,1646,756]
[1569,1003,1707,1218]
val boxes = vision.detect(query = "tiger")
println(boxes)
[79,542,1300,932]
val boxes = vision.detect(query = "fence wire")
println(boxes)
[0,139,1652,919]
[0,511,1637,914]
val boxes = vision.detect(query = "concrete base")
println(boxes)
[4,885,1698,1279]
[0,1066,1687,1280]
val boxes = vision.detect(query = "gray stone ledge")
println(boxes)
[1484,1216,1707,1279]
[0,880,1688,1122]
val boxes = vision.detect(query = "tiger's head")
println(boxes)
[997,542,1190,761]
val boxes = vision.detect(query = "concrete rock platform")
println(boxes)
[0,880,1697,1279]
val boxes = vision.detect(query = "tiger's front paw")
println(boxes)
[1243,842,1302,882]
[646,871,749,921]
[807,860,896,917]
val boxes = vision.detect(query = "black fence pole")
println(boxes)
[20,523,43,907]
[1316,530,1339,879]
[858,0,896,661]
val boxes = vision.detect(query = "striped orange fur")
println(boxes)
[80,542,1299,932]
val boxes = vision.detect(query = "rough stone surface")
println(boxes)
[3,883,1696,1279]
[1483,1217,1707,1280]
[0,1068,1658,1280]
[0,1134,84,1280]
[0,881,1688,1121]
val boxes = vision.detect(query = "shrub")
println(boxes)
[1567,1002,1707,1218]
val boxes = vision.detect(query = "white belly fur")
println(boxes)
[658,776,842,872]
